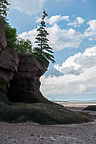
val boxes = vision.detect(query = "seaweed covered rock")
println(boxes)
[7,54,49,103]
[83,105,96,111]
[0,103,91,124]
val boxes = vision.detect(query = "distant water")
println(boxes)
[68,100,96,102]
[54,100,96,102]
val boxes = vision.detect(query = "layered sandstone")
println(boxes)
[7,54,49,103]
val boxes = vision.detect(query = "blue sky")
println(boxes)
[7,0,96,101]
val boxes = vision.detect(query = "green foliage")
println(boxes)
[5,24,33,54]
[5,24,17,48]
[5,24,33,53]
[0,0,9,24]
[0,0,32,54]
[0,2,53,58]
[33,10,55,64]
[15,38,33,54]
[0,2,52,58]
[0,0,17,48]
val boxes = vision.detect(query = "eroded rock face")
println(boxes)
[0,47,19,103]
[7,54,49,103]
[0,20,49,104]
[0,20,19,103]
[0,21,7,52]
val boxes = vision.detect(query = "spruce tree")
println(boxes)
[34,10,55,64]
[0,0,9,24]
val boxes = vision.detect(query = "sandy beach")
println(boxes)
[56,101,96,108]
[0,104,96,144]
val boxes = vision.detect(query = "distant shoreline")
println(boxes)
[55,101,96,108]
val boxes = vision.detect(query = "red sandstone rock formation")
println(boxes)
[0,21,7,53]
[0,20,49,104]
[0,21,19,103]
[7,54,49,103]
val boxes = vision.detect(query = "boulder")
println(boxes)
[7,54,49,103]
[0,47,19,103]
[0,20,7,52]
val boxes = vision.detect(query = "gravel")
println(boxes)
[0,108,96,144]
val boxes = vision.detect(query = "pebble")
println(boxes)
[0,109,96,144]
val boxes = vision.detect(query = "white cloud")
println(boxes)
[54,46,96,74]
[77,17,85,24]
[8,0,45,15]
[36,15,69,25]
[19,16,96,52]
[68,17,85,27]
[19,28,37,47]
[46,15,69,25]
[84,20,96,40]
[36,18,42,23]
[54,53,82,74]
[41,46,96,96]
[41,66,96,96]
[19,16,96,53]
[47,24,83,50]
[88,20,96,31]
[19,23,83,51]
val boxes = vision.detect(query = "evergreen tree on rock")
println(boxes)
[0,0,9,24]
[34,10,55,64]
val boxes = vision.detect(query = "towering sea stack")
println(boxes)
[0,21,91,125]
[0,21,19,103]
[7,54,49,103]
[0,20,49,104]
